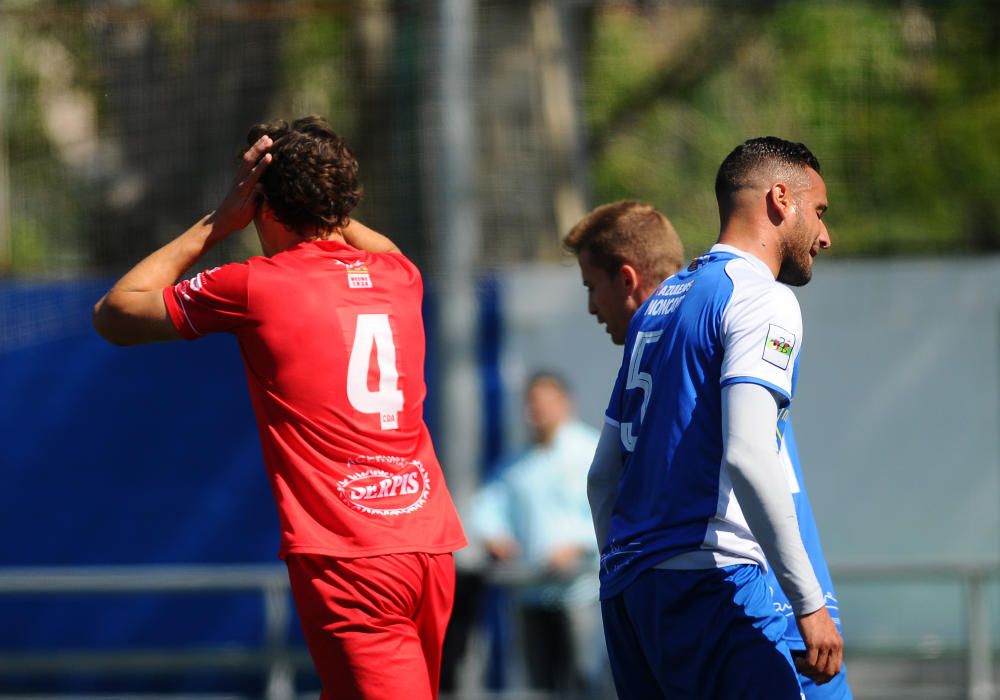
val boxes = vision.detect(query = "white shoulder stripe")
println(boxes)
[176,293,202,336]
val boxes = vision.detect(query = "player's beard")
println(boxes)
[777,212,814,287]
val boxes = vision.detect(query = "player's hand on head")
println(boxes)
[794,606,843,684]
[211,135,273,236]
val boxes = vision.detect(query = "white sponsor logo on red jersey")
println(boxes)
[336,455,430,516]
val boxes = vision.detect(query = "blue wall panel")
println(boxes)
[0,279,289,691]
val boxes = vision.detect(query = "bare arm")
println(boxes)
[92,137,273,346]
[342,218,401,254]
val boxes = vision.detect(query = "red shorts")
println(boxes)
[286,552,456,700]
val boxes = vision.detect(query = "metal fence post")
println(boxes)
[966,574,994,700]
[264,580,295,700]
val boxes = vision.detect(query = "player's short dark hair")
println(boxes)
[246,116,363,236]
[562,201,684,284]
[526,370,572,398]
[715,136,820,206]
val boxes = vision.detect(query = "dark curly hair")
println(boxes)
[715,136,820,205]
[246,116,363,236]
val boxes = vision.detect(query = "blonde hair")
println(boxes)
[563,201,684,283]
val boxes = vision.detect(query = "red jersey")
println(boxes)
[162,239,466,559]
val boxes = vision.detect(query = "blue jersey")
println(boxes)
[600,244,806,598]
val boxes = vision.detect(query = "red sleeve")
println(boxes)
[385,251,424,292]
[162,262,251,340]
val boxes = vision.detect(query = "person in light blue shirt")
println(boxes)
[472,371,604,695]
[566,139,845,699]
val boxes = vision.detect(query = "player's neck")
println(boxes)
[717,217,781,279]
[533,425,560,446]
[314,230,346,245]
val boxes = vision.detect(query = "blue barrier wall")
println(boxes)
[1,279,285,692]
[0,276,464,693]
[2,281,279,569]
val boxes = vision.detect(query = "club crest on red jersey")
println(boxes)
[334,260,373,288]
[347,266,372,288]
[336,455,430,516]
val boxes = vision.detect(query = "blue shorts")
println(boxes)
[786,629,853,698]
[799,663,853,700]
[601,564,803,700]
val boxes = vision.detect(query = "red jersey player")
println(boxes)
[93,116,466,700]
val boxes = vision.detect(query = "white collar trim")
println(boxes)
[709,243,774,278]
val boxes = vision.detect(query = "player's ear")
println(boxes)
[765,181,792,225]
[619,263,640,292]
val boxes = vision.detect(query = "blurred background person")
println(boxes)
[471,371,606,697]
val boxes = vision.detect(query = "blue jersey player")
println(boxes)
[566,139,844,698]
[564,199,852,698]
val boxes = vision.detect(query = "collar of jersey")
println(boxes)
[708,243,773,278]
[291,238,358,255]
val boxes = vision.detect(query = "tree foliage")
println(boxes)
[3,1,998,275]
[584,1,1000,257]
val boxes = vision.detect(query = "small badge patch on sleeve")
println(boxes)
[762,324,796,370]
